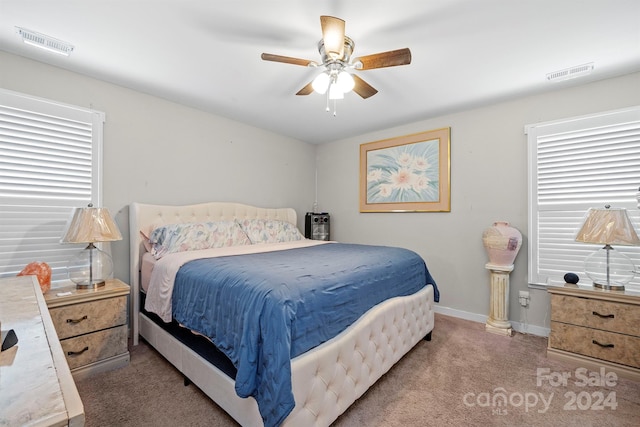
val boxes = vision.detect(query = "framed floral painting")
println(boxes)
[360,128,451,212]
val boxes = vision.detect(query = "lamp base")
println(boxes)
[67,243,113,290]
[593,281,625,291]
[75,280,106,290]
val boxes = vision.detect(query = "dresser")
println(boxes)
[0,275,84,427]
[547,284,640,381]
[44,279,130,380]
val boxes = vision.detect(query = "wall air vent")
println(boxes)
[546,63,594,82]
[16,27,74,56]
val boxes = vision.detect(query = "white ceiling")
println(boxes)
[1,1,639,144]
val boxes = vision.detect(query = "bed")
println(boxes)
[129,201,438,427]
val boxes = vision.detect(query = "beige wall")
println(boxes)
[317,71,640,334]
[2,49,638,334]
[0,51,317,283]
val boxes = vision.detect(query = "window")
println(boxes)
[526,106,640,290]
[0,88,105,283]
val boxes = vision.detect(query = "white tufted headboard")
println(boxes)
[129,201,297,344]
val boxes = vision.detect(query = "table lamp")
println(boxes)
[575,205,640,290]
[60,204,122,289]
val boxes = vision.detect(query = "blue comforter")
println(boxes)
[171,243,438,427]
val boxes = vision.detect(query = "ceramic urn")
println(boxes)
[482,221,522,267]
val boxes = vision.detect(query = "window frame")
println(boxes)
[0,88,105,284]
[526,106,640,290]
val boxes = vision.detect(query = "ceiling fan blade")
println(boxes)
[352,75,378,99]
[296,82,314,96]
[320,16,345,60]
[261,53,316,67]
[354,48,412,70]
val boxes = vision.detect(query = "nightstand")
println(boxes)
[45,278,130,380]
[547,284,640,381]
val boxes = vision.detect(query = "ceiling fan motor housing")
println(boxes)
[317,36,355,67]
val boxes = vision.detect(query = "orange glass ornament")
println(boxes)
[17,261,52,293]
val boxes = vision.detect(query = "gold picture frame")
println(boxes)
[359,127,451,212]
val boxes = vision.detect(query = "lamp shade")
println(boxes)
[575,206,640,245]
[61,206,122,244]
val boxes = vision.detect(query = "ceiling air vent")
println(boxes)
[16,27,74,56]
[546,63,594,82]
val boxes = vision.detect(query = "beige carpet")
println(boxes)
[76,314,640,426]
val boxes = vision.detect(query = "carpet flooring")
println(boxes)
[75,314,640,426]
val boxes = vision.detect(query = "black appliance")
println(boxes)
[305,213,330,241]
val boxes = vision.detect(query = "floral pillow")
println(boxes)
[236,218,304,244]
[148,220,251,259]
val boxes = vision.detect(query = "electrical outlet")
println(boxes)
[519,290,530,307]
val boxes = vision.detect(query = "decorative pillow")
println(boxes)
[148,220,250,259]
[236,218,304,244]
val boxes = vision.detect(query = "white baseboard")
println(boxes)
[434,306,550,337]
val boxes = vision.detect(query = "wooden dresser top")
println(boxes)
[0,275,84,427]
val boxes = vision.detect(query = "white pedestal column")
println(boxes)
[485,263,513,336]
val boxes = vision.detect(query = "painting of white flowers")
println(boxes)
[360,128,450,212]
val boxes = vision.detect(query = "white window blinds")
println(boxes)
[0,89,105,283]
[526,106,640,289]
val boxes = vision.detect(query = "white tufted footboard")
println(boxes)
[138,283,435,427]
[284,284,435,426]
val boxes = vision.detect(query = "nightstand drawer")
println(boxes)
[550,322,640,368]
[61,324,128,369]
[49,295,127,339]
[551,294,639,335]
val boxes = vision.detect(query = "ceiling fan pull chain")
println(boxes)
[333,99,337,117]
[325,91,330,113]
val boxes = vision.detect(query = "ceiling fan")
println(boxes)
[261,16,411,104]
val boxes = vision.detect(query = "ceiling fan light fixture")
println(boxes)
[312,72,330,94]
[261,15,412,110]
[328,82,344,100]
[337,71,355,93]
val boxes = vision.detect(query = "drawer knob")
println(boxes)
[592,311,614,319]
[592,340,614,349]
[66,315,88,324]
[67,346,89,356]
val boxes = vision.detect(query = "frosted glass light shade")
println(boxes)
[312,72,330,94]
[328,83,344,100]
[337,71,355,92]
